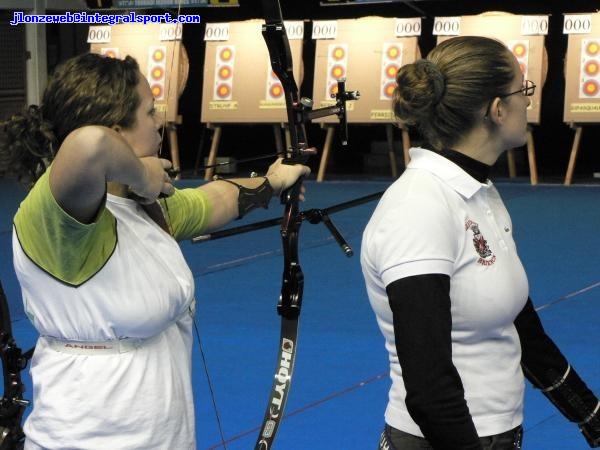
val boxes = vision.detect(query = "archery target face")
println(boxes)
[508,40,529,79]
[326,43,348,98]
[580,39,600,98]
[380,42,403,100]
[266,65,284,101]
[147,46,167,100]
[213,45,236,101]
[100,48,120,59]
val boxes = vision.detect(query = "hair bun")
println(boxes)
[0,104,57,185]
[393,59,446,126]
[417,60,445,105]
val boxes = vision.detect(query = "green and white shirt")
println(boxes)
[13,167,212,449]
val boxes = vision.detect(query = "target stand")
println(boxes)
[311,16,422,181]
[198,122,289,180]
[435,12,549,185]
[89,23,189,178]
[200,19,304,180]
[562,13,600,185]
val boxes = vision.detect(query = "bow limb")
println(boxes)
[261,1,307,161]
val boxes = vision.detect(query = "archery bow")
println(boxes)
[256,2,359,448]
[0,281,30,450]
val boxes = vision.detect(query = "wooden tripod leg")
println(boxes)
[385,124,398,178]
[506,149,517,178]
[564,125,583,186]
[526,127,538,185]
[317,126,335,182]
[401,126,411,167]
[193,126,207,177]
[167,123,181,180]
[204,125,222,181]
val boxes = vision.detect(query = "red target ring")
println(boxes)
[218,65,233,79]
[152,49,165,62]
[512,43,527,58]
[387,45,400,60]
[383,82,397,98]
[151,67,164,80]
[219,47,233,61]
[151,84,163,98]
[584,60,599,76]
[330,64,345,79]
[585,41,600,57]
[583,79,599,96]
[269,83,283,98]
[331,46,345,60]
[385,64,399,79]
[216,83,231,98]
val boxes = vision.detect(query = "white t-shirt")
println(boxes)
[13,169,211,449]
[361,147,529,438]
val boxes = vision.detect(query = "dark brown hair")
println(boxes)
[393,36,515,150]
[0,53,140,185]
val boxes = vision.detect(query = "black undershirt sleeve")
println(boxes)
[386,274,483,450]
[514,297,569,384]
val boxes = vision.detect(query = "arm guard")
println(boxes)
[526,364,599,447]
[217,176,274,219]
[515,298,599,447]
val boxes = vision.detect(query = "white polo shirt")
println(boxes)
[361,147,529,438]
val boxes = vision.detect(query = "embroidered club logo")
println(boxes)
[465,219,496,266]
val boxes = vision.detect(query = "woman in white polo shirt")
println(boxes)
[0,53,309,449]
[361,36,599,449]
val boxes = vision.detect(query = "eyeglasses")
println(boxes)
[499,80,536,98]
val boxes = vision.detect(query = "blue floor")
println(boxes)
[1,178,598,449]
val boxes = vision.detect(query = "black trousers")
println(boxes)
[378,424,523,450]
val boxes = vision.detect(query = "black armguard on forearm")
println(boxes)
[528,365,600,447]
[581,404,600,448]
[516,298,600,447]
[218,176,274,219]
